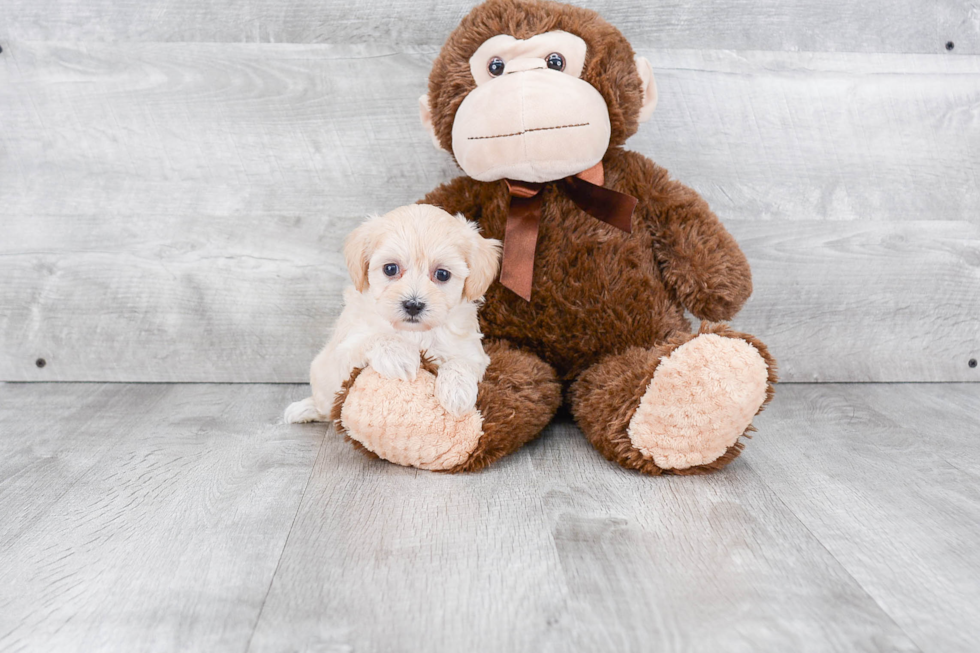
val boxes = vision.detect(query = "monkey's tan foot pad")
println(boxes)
[338,367,483,471]
[628,333,769,470]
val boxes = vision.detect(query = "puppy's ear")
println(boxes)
[343,219,377,292]
[461,218,502,302]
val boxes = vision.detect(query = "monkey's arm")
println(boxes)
[637,162,753,322]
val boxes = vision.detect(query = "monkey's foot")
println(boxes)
[335,365,484,471]
[333,340,561,472]
[572,324,777,475]
[628,331,770,471]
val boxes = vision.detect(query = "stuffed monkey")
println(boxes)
[332,0,777,474]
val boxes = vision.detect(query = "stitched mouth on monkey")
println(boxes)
[466,122,591,141]
[450,71,612,183]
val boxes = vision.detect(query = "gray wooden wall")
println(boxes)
[1,1,978,383]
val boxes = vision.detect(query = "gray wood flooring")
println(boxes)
[1,381,978,652]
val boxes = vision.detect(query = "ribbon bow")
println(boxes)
[500,162,638,301]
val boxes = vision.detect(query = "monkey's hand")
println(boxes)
[648,179,752,322]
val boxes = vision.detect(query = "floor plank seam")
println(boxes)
[745,461,927,653]
[242,425,328,653]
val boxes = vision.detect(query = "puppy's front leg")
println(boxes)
[365,335,420,382]
[434,358,483,417]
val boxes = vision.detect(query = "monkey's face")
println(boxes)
[421,1,659,183]
[449,31,610,183]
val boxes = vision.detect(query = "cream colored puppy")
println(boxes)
[284,204,501,424]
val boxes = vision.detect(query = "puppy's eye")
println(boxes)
[546,52,565,72]
[383,263,399,277]
[434,269,451,282]
[487,57,505,77]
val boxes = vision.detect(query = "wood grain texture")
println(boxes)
[2,382,979,651]
[0,384,170,550]
[730,220,980,383]
[246,425,573,653]
[0,0,976,54]
[250,399,917,653]
[3,45,979,221]
[750,383,980,652]
[0,383,323,652]
[2,44,978,382]
[525,423,919,653]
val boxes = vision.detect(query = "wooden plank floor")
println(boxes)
[1,382,978,652]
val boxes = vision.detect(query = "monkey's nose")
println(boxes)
[402,298,426,317]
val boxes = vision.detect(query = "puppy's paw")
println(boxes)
[284,397,326,424]
[367,337,420,382]
[435,364,479,417]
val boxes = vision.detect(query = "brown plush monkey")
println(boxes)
[333,0,777,475]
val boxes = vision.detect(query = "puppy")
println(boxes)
[284,204,501,424]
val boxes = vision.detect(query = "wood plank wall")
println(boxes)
[1,2,978,382]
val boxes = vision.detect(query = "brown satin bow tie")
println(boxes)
[500,162,638,301]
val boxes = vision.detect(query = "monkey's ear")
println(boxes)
[418,94,443,150]
[343,220,376,292]
[635,56,658,122]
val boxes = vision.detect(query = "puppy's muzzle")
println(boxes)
[402,298,426,317]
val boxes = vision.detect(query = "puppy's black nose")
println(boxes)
[402,298,425,317]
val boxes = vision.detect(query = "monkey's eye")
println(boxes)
[434,269,451,283]
[487,57,505,77]
[383,263,399,277]
[546,52,565,72]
